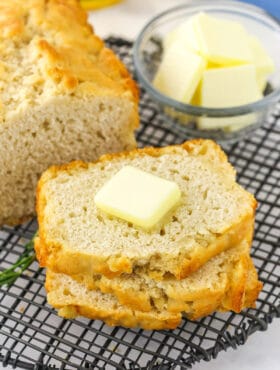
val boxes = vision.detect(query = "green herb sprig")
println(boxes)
[0,233,37,286]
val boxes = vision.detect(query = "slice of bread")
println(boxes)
[46,269,181,330]
[0,0,138,226]
[36,139,256,280]
[54,239,259,316]
[45,260,261,330]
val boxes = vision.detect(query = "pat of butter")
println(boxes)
[198,64,261,130]
[94,166,181,229]
[194,12,253,65]
[248,36,275,92]
[163,17,200,53]
[153,42,205,103]
[200,64,262,108]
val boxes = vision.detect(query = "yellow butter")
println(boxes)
[153,42,205,103]
[194,12,253,65]
[163,17,200,53]
[198,64,261,130]
[248,36,275,92]
[201,64,261,108]
[94,166,181,230]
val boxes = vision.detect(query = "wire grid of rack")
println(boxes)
[0,38,279,370]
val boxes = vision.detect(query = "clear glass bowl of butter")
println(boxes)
[133,0,280,143]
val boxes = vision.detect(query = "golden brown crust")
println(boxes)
[220,254,249,313]
[243,281,263,308]
[0,1,24,38]
[243,258,263,308]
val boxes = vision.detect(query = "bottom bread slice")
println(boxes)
[67,240,259,315]
[46,269,181,330]
[46,261,262,330]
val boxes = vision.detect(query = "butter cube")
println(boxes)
[198,64,261,130]
[163,17,200,53]
[194,12,253,65]
[153,42,206,103]
[201,64,262,108]
[94,166,181,229]
[248,36,275,92]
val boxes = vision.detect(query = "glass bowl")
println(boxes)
[133,0,280,143]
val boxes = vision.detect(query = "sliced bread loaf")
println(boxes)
[36,139,256,280]
[0,0,138,226]
[46,261,261,329]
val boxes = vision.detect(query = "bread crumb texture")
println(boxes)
[0,0,139,225]
[36,139,257,279]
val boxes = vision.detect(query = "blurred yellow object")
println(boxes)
[80,0,123,10]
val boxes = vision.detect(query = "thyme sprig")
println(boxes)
[0,234,37,286]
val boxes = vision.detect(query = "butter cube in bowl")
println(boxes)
[133,0,280,142]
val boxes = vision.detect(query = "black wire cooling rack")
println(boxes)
[0,38,279,370]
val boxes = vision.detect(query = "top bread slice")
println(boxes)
[36,139,256,280]
[0,0,138,226]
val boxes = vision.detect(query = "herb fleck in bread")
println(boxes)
[45,259,262,329]
[0,0,138,226]
[36,139,256,280]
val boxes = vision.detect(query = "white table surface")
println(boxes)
[4,1,279,369]
[89,1,280,370]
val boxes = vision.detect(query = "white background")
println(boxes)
[4,1,279,369]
